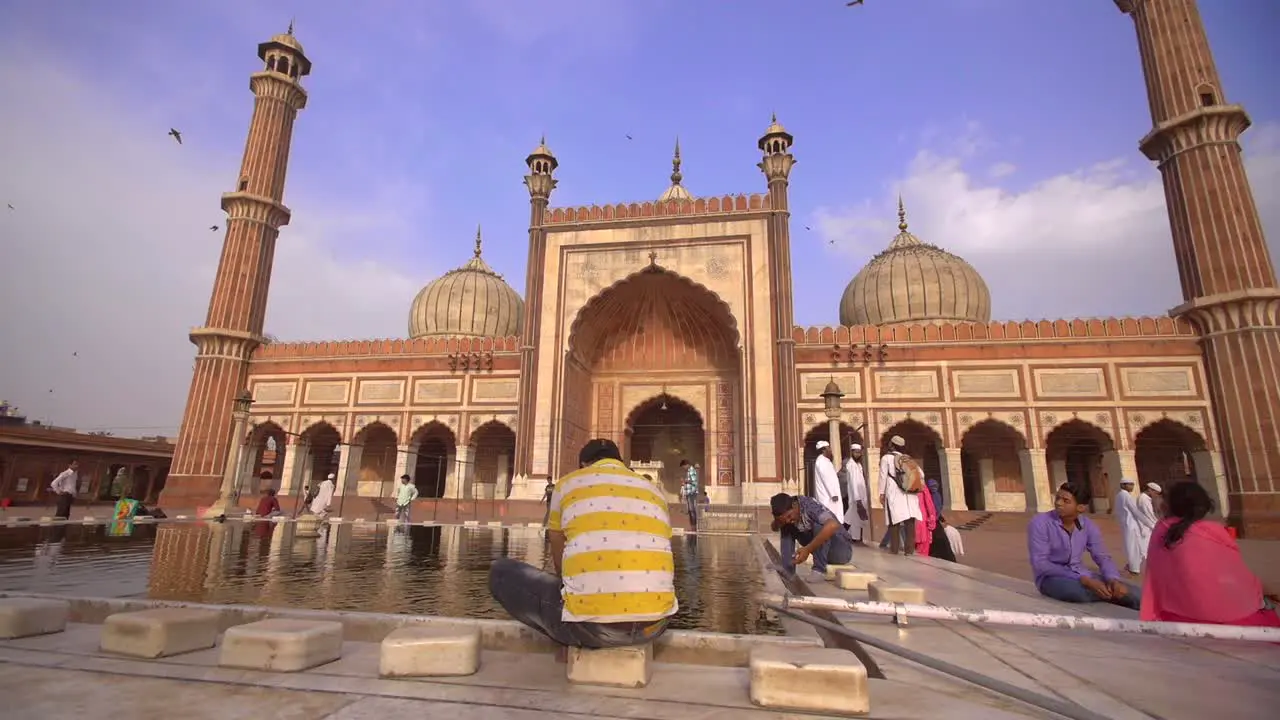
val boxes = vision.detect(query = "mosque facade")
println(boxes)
[160,1,1280,537]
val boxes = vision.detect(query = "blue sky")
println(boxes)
[1,0,1278,432]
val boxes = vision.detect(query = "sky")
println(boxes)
[0,0,1277,437]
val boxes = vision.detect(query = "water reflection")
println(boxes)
[0,523,780,635]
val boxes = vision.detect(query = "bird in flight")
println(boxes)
[72,352,78,357]
[804,225,812,231]
[209,225,219,231]
[169,128,183,144]
[847,0,865,6]
[5,204,12,210]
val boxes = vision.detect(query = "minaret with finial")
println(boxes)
[513,136,559,485]
[161,25,311,508]
[659,138,693,202]
[1116,0,1280,537]
[758,114,801,487]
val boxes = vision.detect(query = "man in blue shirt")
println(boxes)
[771,493,854,580]
[1027,482,1141,609]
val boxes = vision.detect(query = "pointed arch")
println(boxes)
[1045,419,1115,508]
[624,393,705,497]
[879,419,944,495]
[245,420,288,493]
[1135,418,1210,493]
[411,421,456,498]
[960,419,1028,511]
[802,421,863,499]
[470,420,516,498]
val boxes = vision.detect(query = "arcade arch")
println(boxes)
[879,420,944,504]
[625,394,705,498]
[353,422,399,497]
[1045,420,1115,511]
[561,266,742,492]
[243,421,287,494]
[802,421,864,499]
[470,421,516,499]
[410,422,455,499]
[1134,419,1221,511]
[299,421,341,494]
[959,420,1028,511]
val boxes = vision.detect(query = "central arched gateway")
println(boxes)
[558,265,743,500]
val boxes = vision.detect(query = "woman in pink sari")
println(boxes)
[1141,481,1279,627]
[914,483,937,556]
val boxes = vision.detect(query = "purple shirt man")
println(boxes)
[1027,511,1121,590]
[1027,482,1141,610]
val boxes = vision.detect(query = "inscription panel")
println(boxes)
[472,378,520,402]
[1120,367,1196,397]
[1034,368,1107,399]
[252,382,297,406]
[800,373,862,400]
[357,379,405,405]
[302,381,350,406]
[952,369,1021,399]
[413,379,463,404]
[873,371,939,400]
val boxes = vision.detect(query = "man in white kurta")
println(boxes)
[1134,482,1161,567]
[879,435,919,555]
[812,440,843,520]
[1113,478,1143,574]
[310,474,336,516]
[842,444,868,542]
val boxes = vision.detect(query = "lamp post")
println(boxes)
[204,390,255,518]
[821,378,845,473]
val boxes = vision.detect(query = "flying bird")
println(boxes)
[829,239,836,245]
[847,0,865,6]
[804,225,812,231]
[168,128,183,144]
[5,204,12,210]
[72,352,77,357]
[209,225,219,231]
[625,134,633,140]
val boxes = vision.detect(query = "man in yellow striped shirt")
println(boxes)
[489,438,677,649]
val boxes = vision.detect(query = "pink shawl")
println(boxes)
[915,488,937,555]
[1140,518,1265,624]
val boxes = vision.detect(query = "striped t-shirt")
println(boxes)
[547,458,678,623]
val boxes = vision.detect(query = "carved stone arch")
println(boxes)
[1038,412,1116,450]
[623,392,706,497]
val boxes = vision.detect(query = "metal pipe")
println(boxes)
[767,603,1112,720]
[767,593,1280,643]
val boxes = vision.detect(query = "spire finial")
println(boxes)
[474,225,483,257]
[540,133,546,146]
[771,112,778,123]
[897,195,908,232]
[287,18,295,35]
[670,137,683,186]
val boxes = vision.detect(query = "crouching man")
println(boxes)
[488,439,675,653]
[770,493,854,581]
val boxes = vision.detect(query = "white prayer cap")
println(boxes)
[1147,482,1162,493]
[326,473,336,480]
[815,440,830,450]
[890,435,906,448]
[850,443,862,451]
[1120,477,1135,485]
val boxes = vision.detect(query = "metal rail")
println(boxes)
[766,593,1280,643]
[767,603,1114,720]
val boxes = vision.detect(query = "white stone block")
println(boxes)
[567,644,652,688]
[867,582,926,604]
[219,619,343,672]
[100,608,220,658]
[486,521,502,527]
[824,563,857,580]
[749,645,870,715]
[379,625,481,678]
[81,516,96,523]
[463,520,479,527]
[836,571,879,591]
[0,598,69,639]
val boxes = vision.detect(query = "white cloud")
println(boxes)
[0,54,421,436]
[815,122,1280,322]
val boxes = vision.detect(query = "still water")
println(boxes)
[0,522,782,636]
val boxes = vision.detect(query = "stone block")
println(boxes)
[219,619,343,672]
[100,608,220,658]
[867,582,926,604]
[0,597,69,639]
[567,643,653,688]
[379,625,481,678]
[749,645,870,715]
[824,563,857,580]
[836,571,879,591]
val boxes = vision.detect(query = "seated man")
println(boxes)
[770,493,854,580]
[489,438,676,650]
[1028,482,1141,610]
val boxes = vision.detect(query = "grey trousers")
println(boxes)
[488,558,669,648]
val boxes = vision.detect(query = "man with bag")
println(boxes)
[878,434,924,555]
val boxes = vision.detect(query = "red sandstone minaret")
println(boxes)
[1116,0,1280,537]
[160,27,310,508]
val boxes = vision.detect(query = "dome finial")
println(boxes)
[659,136,693,202]
[287,17,295,35]
[474,225,483,257]
[897,195,908,232]
[670,137,683,186]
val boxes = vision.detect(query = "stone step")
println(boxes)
[380,625,481,678]
[567,643,653,688]
[748,645,870,715]
[0,598,69,640]
[824,563,857,580]
[219,619,344,672]
[868,582,926,604]
[835,570,879,591]
[100,608,221,659]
